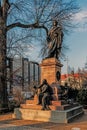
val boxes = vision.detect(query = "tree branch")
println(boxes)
[6,22,48,35]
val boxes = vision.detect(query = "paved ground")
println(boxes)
[0,109,87,130]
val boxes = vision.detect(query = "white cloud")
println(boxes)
[74,10,87,23]
[73,10,87,32]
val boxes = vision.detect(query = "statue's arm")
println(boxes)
[38,84,43,88]
[41,85,48,93]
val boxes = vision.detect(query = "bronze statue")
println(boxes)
[47,20,63,59]
[37,79,53,110]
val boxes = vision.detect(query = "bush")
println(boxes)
[77,88,87,107]
[8,100,20,111]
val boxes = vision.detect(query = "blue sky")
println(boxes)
[61,0,87,74]
[27,0,87,74]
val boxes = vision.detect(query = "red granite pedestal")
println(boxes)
[40,58,63,85]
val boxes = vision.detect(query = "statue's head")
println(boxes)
[53,20,58,26]
[42,79,47,84]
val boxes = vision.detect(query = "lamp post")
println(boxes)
[64,56,69,84]
[64,56,69,77]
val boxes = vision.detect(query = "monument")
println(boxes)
[40,20,63,89]
[13,20,84,123]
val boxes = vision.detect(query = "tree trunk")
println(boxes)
[0,17,8,108]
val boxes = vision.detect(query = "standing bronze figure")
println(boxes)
[47,20,63,59]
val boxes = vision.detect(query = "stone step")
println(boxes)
[50,104,70,110]
[21,104,42,110]
[51,100,65,106]
[26,100,65,106]
[14,105,84,123]
[20,103,75,110]
[26,99,37,104]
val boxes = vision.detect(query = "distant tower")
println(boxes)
[84,57,87,70]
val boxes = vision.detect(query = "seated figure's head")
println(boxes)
[42,79,47,84]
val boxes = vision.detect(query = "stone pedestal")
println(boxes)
[13,105,84,123]
[40,58,63,85]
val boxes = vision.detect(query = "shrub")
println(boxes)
[77,88,87,107]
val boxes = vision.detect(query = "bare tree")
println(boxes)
[0,0,79,108]
[7,30,34,58]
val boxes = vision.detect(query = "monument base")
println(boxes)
[13,105,83,123]
[40,58,63,85]
[13,96,84,123]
